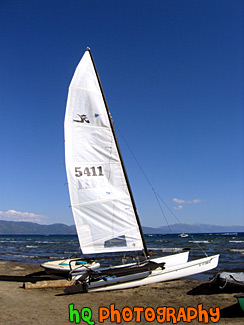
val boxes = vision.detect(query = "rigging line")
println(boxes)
[114,124,154,189]
[155,191,208,257]
[154,191,183,224]
[153,189,172,233]
[115,123,208,257]
[114,123,171,232]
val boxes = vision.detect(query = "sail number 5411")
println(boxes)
[75,166,104,177]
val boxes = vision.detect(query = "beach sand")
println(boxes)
[0,260,243,324]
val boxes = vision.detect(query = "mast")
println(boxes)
[87,48,149,257]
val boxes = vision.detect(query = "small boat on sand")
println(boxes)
[211,272,244,292]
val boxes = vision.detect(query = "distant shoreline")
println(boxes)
[1,220,244,235]
[0,232,243,236]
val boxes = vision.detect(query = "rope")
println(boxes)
[115,123,208,257]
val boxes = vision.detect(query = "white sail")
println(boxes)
[64,50,144,254]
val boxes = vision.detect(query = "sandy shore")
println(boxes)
[0,260,243,324]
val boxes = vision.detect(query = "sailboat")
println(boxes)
[41,48,219,292]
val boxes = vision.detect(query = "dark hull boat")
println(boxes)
[211,272,244,292]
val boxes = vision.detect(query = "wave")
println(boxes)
[189,240,210,244]
[155,240,170,243]
[158,247,182,253]
[35,241,65,244]
[0,240,27,243]
[3,253,40,259]
[230,249,244,254]
[229,240,244,243]
[147,247,183,253]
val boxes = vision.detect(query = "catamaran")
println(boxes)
[41,48,219,292]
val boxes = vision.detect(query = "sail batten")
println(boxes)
[64,49,145,255]
[71,196,136,207]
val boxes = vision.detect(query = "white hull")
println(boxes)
[40,258,100,274]
[88,254,219,292]
[71,251,190,281]
[41,251,189,276]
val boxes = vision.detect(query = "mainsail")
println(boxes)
[64,49,146,255]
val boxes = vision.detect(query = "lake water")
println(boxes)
[0,232,243,280]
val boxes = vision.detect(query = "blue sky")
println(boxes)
[0,0,243,228]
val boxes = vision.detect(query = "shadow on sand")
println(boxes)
[220,303,243,318]
[187,282,244,318]
[187,282,244,296]
[0,271,55,283]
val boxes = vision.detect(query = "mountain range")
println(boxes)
[0,220,243,235]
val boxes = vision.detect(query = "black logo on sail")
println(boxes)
[73,114,90,123]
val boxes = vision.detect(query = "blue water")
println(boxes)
[0,232,243,280]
